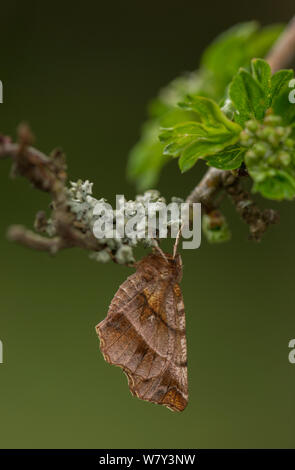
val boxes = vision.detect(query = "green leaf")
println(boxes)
[272,85,295,126]
[251,59,271,100]
[159,107,198,128]
[229,69,267,125]
[205,145,246,170]
[252,169,295,200]
[270,69,294,103]
[271,74,295,126]
[127,122,170,191]
[201,22,283,101]
[247,24,284,61]
[201,22,258,78]
[179,95,242,133]
[126,22,283,187]
[179,137,237,173]
[229,60,294,128]
[160,97,241,172]
[160,122,207,158]
[127,109,197,190]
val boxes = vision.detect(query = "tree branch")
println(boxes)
[186,167,229,211]
[221,172,279,240]
[0,125,116,257]
[267,16,295,73]
[6,225,67,253]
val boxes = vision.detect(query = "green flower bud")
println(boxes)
[277,151,291,167]
[245,149,259,162]
[240,114,295,200]
[264,115,282,126]
[275,127,286,139]
[245,119,258,133]
[253,142,268,157]
[257,126,273,141]
[267,132,280,147]
[285,138,294,149]
[240,130,253,147]
[268,155,278,165]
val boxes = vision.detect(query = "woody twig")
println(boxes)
[0,124,109,255]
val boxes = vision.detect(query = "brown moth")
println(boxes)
[96,252,188,412]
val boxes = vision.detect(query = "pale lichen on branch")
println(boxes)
[0,127,182,264]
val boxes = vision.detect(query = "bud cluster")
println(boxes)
[240,115,295,200]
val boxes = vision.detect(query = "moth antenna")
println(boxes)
[152,239,169,264]
[173,224,183,259]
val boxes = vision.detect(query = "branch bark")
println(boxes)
[1,125,114,256]
[221,172,279,240]
[267,16,295,73]
[186,167,227,211]
[6,225,67,253]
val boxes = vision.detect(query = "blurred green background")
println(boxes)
[0,0,295,449]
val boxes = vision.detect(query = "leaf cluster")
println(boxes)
[160,57,295,200]
[127,22,283,190]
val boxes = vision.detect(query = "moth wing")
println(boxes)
[164,282,188,411]
[97,274,172,378]
[96,273,188,412]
